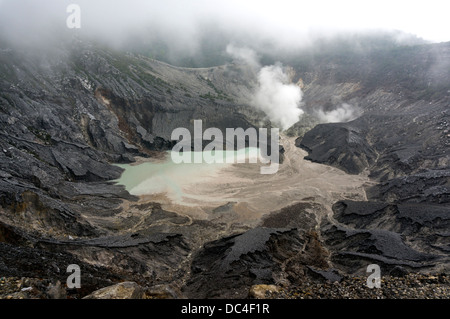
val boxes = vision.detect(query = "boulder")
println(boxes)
[82,282,145,299]
[248,285,281,299]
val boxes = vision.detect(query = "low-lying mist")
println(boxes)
[0,0,441,131]
[0,0,430,65]
[316,103,362,123]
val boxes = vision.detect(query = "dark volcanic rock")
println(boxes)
[294,44,450,281]
[260,202,319,230]
[0,242,121,298]
[296,44,450,181]
[1,36,450,298]
[0,37,281,299]
[389,265,409,277]
[296,120,377,174]
[306,266,343,283]
[297,105,449,181]
[0,218,191,290]
[0,39,266,239]
[321,200,449,275]
[332,200,450,233]
[321,222,438,274]
[39,232,191,285]
[366,169,450,204]
[183,228,329,298]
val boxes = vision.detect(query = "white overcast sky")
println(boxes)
[232,0,450,42]
[0,0,449,43]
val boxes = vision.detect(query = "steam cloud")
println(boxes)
[226,44,261,70]
[0,1,430,130]
[252,64,303,130]
[0,0,443,54]
[316,103,361,123]
[227,44,303,131]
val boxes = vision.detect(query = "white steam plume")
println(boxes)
[227,45,303,130]
[226,44,260,69]
[316,103,361,123]
[252,64,303,130]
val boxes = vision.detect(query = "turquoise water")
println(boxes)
[114,148,260,199]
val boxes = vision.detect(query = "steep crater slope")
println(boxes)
[0,38,449,297]
[0,39,264,234]
[0,39,269,292]
[294,42,450,275]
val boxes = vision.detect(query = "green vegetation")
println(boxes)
[199,91,233,102]
[198,76,233,102]
[199,92,215,101]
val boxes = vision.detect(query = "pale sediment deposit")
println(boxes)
[114,136,373,227]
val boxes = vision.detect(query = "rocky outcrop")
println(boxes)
[38,232,191,284]
[293,43,450,281]
[366,169,450,204]
[0,241,122,298]
[0,39,270,240]
[0,39,266,293]
[1,36,449,299]
[296,43,450,180]
[83,282,146,299]
[296,120,377,174]
[321,200,449,275]
[182,228,329,298]
[248,284,281,299]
